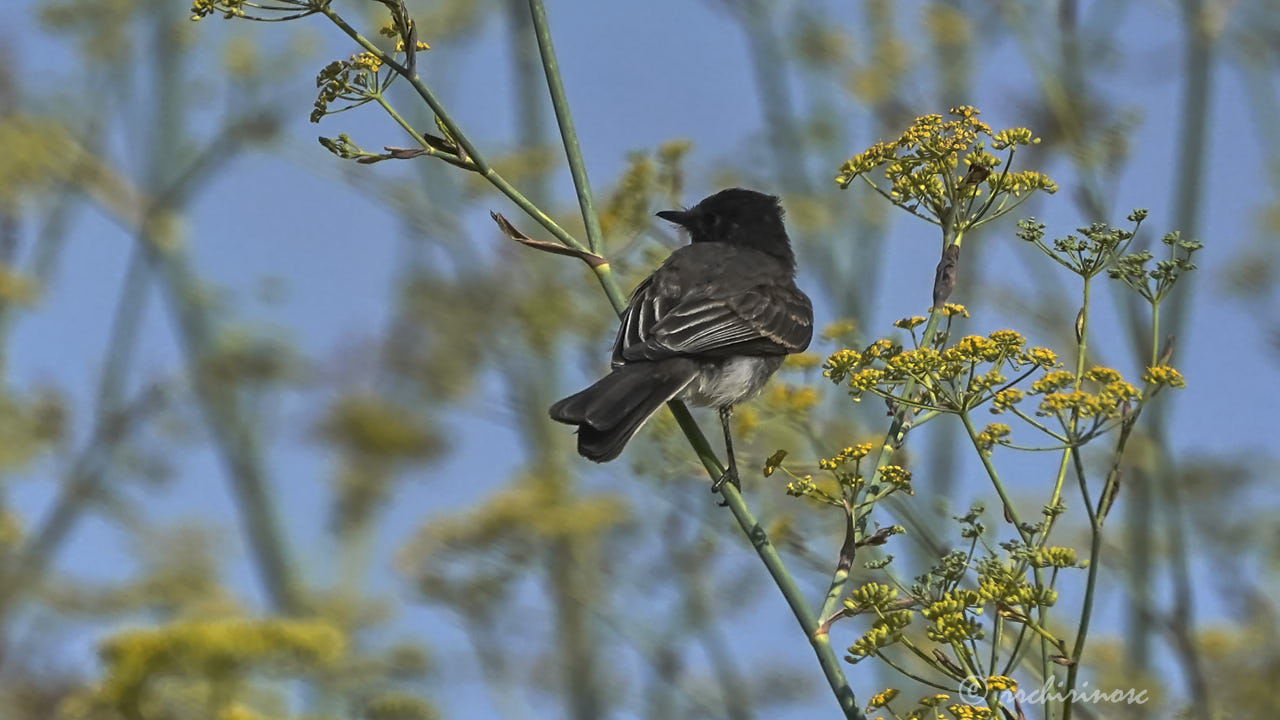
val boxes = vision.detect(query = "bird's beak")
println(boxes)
[656,209,692,226]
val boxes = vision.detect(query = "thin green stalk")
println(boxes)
[1043,276,1092,523]
[323,9,636,318]
[667,402,864,720]
[1062,448,1102,720]
[818,224,968,625]
[320,4,642,427]
[958,413,1028,539]
[960,400,1060,709]
[818,299,947,623]
[320,6,589,256]
[988,613,1003,676]
[1150,302,1160,367]
[1019,272,1095,712]
[962,399,1058,708]
[526,0,606,254]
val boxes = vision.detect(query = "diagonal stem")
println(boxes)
[817,232,962,625]
[526,0,606,254]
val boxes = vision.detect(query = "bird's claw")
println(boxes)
[712,468,740,504]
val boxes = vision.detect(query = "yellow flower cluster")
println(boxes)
[218,704,269,720]
[846,611,913,661]
[1144,364,1186,388]
[1038,384,1137,420]
[989,170,1058,195]
[969,369,1007,394]
[877,464,914,494]
[949,703,995,719]
[886,346,943,376]
[835,108,995,189]
[362,692,438,720]
[976,561,1058,608]
[190,0,311,21]
[98,619,345,705]
[924,609,983,644]
[821,318,858,341]
[1030,546,1079,569]
[866,687,900,710]
[992,127,1037,149]
[312,57,378,124]
[985,675,1018,692]
[947,335,1006,362]
[974,423,1010,454]
[396,39,432,52]
[922,589,985,643]
[847,367,883,391]
[190,0,246,20]
[818,443,874,470]
[835,106,1053,227]
[992,388,1024,412]
[784,474,819,498]
[1022,346,1059,368]
[847,582,898,612]
[1030,371,1073,395]
[823,339,899,383]
[987,329,1025,351]
[351,51,383,72]
[893,315,928,330]
[976,561,1024,605]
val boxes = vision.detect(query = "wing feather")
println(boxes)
[616,283,812,362]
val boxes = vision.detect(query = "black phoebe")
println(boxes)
[549,188,813,490]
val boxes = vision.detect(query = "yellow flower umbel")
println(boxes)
[866,687,900,711]
[985,675,1018,692]
[835,107,1055,238]
[1143,364,1186,388]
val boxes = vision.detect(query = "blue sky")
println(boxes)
[4,0,1277,717]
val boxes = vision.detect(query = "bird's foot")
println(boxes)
[712,467,740,505]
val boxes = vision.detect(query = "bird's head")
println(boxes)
[656,188,794,267]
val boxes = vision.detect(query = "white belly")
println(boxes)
[681,356,783,409]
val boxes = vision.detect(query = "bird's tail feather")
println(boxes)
[550,359,697,462]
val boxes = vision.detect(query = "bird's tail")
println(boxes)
[549,359,698,462]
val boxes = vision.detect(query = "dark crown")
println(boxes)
[656,188,794,267]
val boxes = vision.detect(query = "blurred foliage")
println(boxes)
[0,0,1276,719]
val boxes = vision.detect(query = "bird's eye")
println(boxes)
[705,213,721,228]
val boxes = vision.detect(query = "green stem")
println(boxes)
[958,413,1028,539]
[1041,275,1091,547]
[818,228,966,625]
[1150,301,1160,367]
[526,0,606,254]
[667,402,864,720]
[320,6,589,256]
[1062,448,1102,720]
[371,94,432,150]
[820,317,941,619]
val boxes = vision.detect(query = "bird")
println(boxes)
[549,187,813,493]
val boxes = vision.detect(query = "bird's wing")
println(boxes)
[613,279,813,363]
